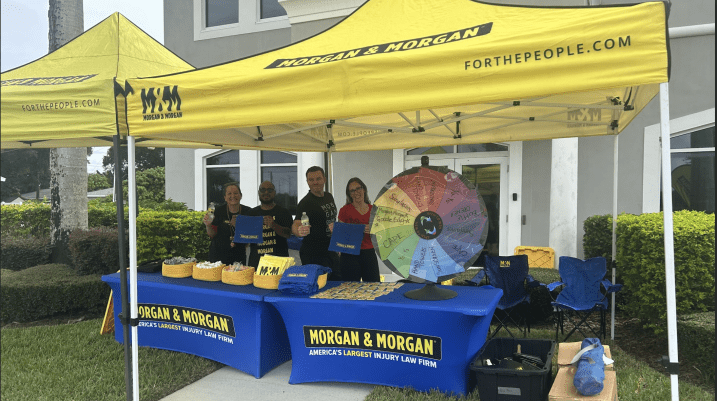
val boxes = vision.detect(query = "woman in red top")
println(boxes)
[337,177,380,282]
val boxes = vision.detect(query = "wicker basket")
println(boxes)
[253,272,283,289]
[317,273,328,289]
[193,264,223,281]
[162,262,194,278]
[222,266,255,285]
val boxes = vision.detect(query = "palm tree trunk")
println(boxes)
[48,0,88,263]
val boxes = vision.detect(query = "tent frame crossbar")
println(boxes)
[487,101,626,110]
[262,122,328,140]
[331,104,614,145]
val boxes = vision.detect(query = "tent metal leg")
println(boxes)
[659,82,680,401]
[128,136,140,401]
[113,135,133,401]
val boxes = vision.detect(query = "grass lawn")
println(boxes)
[1,265,712,400]
[2,319,713,401]
[364,326,715,400]
[1,319,222,401]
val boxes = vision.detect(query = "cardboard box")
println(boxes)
[549,367,617,401]
[558,342,613,371]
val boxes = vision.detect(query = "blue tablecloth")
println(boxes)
[264,282,503,395]
[102,272,291,378]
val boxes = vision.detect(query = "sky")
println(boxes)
[1,0,164,174]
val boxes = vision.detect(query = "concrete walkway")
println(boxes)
[159,361,375,401]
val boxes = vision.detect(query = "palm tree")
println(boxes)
[48,0,88,263]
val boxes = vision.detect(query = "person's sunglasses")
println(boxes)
[259,188,275,193]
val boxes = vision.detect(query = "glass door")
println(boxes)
[404,156,508,266]
[456,158,508,265]
[404,158,454,170]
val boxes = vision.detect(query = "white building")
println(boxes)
[162,0,714,270]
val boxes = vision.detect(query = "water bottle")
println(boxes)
[207,202,215,221]
[301,212,310,226]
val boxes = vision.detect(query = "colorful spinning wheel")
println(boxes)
[369,164,489,284]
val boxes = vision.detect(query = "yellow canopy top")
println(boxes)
[122,0,669,152]
[1,13,194,148]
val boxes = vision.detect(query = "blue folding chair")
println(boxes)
[548,256,623,342]
[469,254,540,338]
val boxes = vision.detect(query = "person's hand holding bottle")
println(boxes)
[297,212,311,237]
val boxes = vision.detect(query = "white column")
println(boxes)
[549,138,578,265]
[507,142,523,255]
[297,152,324,196]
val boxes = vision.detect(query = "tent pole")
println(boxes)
[326,124,334,194]
[327,149,334,194]
[659,82,679,401]
[611,135,618,340]
[113,135,133,401]
[128,136,140,401]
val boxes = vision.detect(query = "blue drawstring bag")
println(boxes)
[278,264,332,294]
[573,338,605,396]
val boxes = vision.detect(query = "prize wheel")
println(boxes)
[369,163,489,287]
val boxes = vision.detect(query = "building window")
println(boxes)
[664,126,715,213]
[407,143,508,155]
[206,151,240,207]
[261,151,297,216]
[457,143,508,153]
[194,0,290,41]
[407,146,453,155]
[206,0,238,27]
[260,0,287,19]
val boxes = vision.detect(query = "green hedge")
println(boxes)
[88,201,128,228]
[68,227,129,275]
[0,264,109,324]
[604,211,715,334]
[583,213,622,264]
[1,203,51,239]
[585,212,715,334]
[2,200,187,234]
[136,211,209,263]
[0,236,52,271]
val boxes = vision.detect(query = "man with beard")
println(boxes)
[247,181,292,268]
[292,166,340,279]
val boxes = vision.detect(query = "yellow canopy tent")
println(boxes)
[1,2,681,399]
[121,2,681,398]
[1,12,194,149]
[123,0,668,153]
[0,13,195,401]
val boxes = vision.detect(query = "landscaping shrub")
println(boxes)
[136,211,209,263]
[0,264,109,324]
[88,200,127,228]
[0,203,51,239]
[583,214,621,264]
[87,198,186,227]
[0,235,52,271]
[616,211,715,334]
[68,227,129,275]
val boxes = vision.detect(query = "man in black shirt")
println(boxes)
[291,166,340,279]
[248,181,292,268]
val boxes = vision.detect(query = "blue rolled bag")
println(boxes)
[278,264,332,294]
[572,338,605,395]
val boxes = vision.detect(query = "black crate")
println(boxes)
[470,338,556,401]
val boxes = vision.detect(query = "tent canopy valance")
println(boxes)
[122,0,669,152]
[0,12,194,149]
